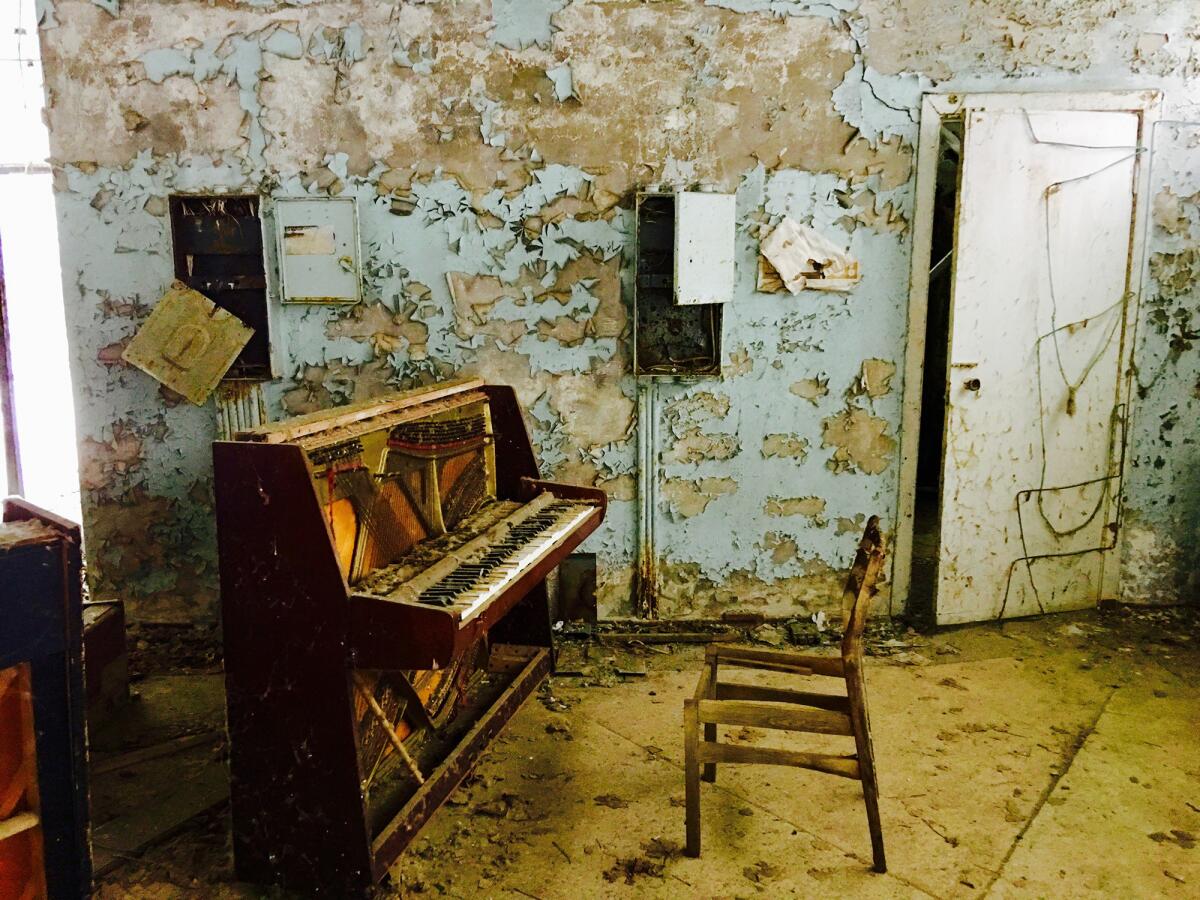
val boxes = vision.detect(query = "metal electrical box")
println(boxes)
[168,194,272,379]
[634,191,734,378]
[275,197,362,305]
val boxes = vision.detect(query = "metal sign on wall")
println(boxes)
[121,281,254,406]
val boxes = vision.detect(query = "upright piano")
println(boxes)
[214,379,606,895]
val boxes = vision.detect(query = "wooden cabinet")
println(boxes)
[0,500,90,899]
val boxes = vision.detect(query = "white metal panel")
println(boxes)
[674,191,735,306]
[937,109,1138,625]
[275,197,362,305]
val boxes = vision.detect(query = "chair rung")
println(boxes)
[715,681,851,714]
[698,742,860,779]
[711,645,845,677]
[696,699,853,735]
[717,658,814,676]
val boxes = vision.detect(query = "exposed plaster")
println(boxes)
[765,495,827,521]
[661,476,738,520]
[761,433,809,461]
[822,407,897,475]
[790,376,829,403]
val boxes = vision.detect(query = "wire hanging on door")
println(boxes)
[996,119,1144,620]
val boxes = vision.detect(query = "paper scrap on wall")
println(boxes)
[759,217,860,294]
[121,281,254,406]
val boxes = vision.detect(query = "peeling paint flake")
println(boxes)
[665,427,740,464]
[307,24,367,64]
[831,60,926,148]
[545,64,576,102]
[822,407,896,475]
[761,433,809,461]
[790,376,829,404]
[705,0,856,20]
[490,0,566,51]
[854,358,896,399]
[661,476,738,520]
[762,531,799,565]
[765,495,826,519]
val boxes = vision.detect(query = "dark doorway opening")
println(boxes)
[907,119,962,628]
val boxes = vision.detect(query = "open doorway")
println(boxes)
[0,0,80,520]
[906,119,962,628]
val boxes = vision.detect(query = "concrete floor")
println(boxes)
[94,607,1199,898]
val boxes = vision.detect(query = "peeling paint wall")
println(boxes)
[1120,120,1200,605]
[35,0,1200,622]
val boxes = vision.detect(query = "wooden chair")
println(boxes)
[683,516,887,872]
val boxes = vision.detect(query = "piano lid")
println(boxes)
[231,378,486,446]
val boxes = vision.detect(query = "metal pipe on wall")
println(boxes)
[635,378,657,618]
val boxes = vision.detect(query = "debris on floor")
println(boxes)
[90,607,1200,898]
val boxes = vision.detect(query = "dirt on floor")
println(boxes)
[92,605,1199,899]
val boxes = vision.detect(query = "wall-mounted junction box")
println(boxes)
[169,194,272,380]
[634,191,735,378]
[274,197,362,305]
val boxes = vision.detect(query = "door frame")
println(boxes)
[0,236,21,496]
[891,90,1162,617]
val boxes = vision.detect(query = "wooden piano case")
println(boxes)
[0,499,91,900]
[214,379,605,895]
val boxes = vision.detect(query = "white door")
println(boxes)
[937,109,1140,624]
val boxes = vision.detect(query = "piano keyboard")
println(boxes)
[385,493,597,622]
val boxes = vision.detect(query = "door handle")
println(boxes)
[963,378,981,392]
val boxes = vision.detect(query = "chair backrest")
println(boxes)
[839,516,886,661]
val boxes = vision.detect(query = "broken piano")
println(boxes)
[213,378,606,894]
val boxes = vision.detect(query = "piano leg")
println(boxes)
[489,581,556,668]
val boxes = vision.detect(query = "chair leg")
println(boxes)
[860,755,886,873]
[702,722,716,783]
[683,699,701,857]
[848,681,886,873]
[701,657,718,782]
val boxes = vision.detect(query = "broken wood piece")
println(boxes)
[353,673,424,785]
[90,731,222,777]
